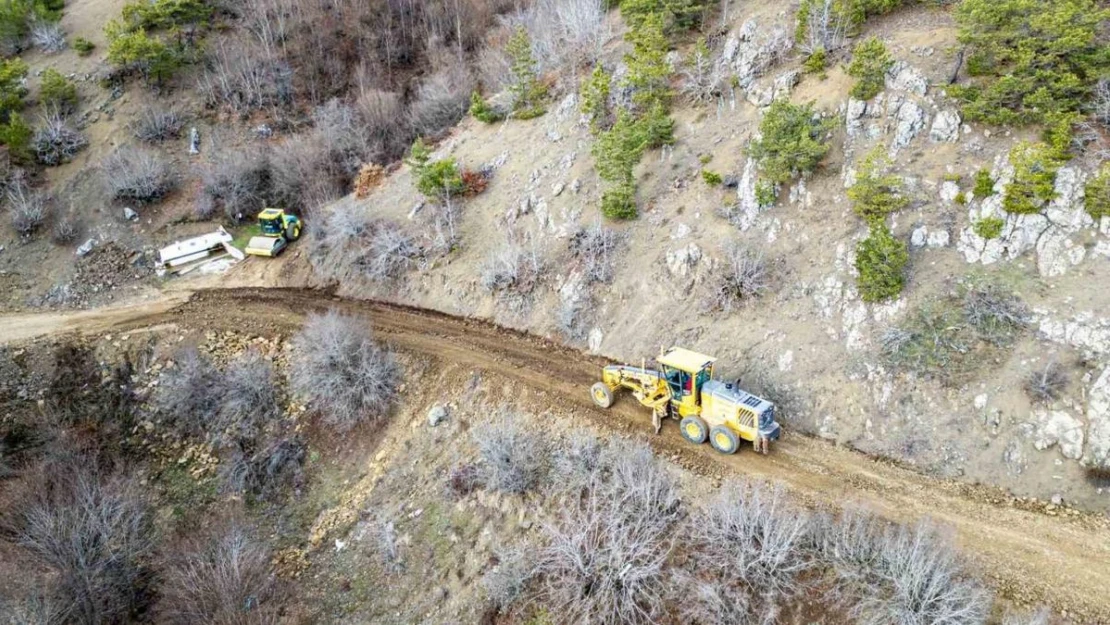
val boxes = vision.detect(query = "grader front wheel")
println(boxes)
[709,426,740,455]
[591,382,613,408]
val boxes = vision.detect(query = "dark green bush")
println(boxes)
[39,68,77,113]
[73,36,94,55]
[848,148,908,224]
[847,37,893,101]
[951,0,1110,125]
[619,0,708,32]
[469,91,504,124]
[802,48,827,75]
[120,0,211,31]
[1085,164,1110,220]
[972,216,1004,240]
[1002,141,1061,214]
[701,169,722,186]
[0,57,29,122]
[105,27,182,85]
[0,112,32,163]
[406,138,464,202]
[593,111,647,186]
[601,182,637,219]
[755,179,776,207]
[639,101,674,149]
[973,169,995,197]
[747,100,833,186]
[856,223,908,302]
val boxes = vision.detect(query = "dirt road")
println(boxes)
[3,286,1108,622]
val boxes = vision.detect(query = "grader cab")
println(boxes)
[590,347,781,454]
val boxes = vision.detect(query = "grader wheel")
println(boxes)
[591,382,613,408]
[679,416,708,444]
[709,426,740,455]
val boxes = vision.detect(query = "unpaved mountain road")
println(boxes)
[3,286,1109,622]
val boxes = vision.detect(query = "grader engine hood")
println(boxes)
[703,380,781,441]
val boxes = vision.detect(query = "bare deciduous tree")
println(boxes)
[156,347,222,438]
[289,311,400,431]
[130,108,184,143]
[569,223,622,285]
[537,440,680,624]
[161,524,278,625]
[708,244,773,312]
[29,20,66,53]
[32,112,87,166]
[102,146,177,204]
[473,411,547,494]
[12,460,155,625]
[6,181,49,236]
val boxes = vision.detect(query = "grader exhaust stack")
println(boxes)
[590,347,781,454]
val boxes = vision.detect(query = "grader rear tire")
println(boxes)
[709,426,740,455]
[679,416,708,445]
[591,382,613,409]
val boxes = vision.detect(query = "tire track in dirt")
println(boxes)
[3,286,1109,622]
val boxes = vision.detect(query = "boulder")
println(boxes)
[885,61,928,96]
[123,207,139,221]
[1031,409,1085,460]
[665,243,701,278]
[427,405,448,427]
[930,109,962,143]
[1085,367,1110,468]
[76,238,95,257]
[890,100,926,152]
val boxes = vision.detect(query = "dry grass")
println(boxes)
[6,180,49,237]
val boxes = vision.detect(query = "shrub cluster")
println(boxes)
[795,0,906,55]
[973,216,1005,240]
[848,148,908,224]
[847,36,892,100]
[289,311,401,432]
[32,112,87,166]
[856,223,909,303]
[101,145,177,204]
[1084,163,1110,220]
[0,58,30,160]
[1003,142,1062,214]
[473,411,548,494]
[0,0,63,55]
[707,244,774,312]
[568,223,623,285]
[748,99,833,199]
[155,347,302,498]
[6,179,48,236]
[38,68,77,114]
[952,0,1110,126]
[477,430,993,625]
[881,277,1027,383]
[130,107,183,143]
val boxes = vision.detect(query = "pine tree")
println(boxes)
[580,65,612,133]
[506,26,544,114]
[623,12,671,111]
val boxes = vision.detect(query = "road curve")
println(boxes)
[3,286,1108,622]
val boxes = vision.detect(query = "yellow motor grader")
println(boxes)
[590,347,781,454]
